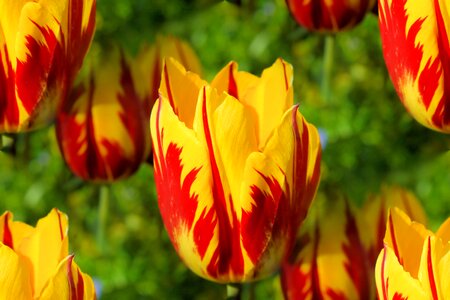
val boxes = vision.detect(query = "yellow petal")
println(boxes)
[159,57,205,129]
[384,208,430,278]
[0,211,33,250]
[16,208,69,296]
[375,247,427,300]
[39,255,96,300]
[417,236,445,300]
[436,217,450,243]
[0,243,33,300]
[242,58,294,147]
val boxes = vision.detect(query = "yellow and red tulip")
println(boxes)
[362,185,426,265]
[0,209,95,299]
[286,0,376,32]
[151,58,321,282]
[56,48,150,182]
[281,196,372,300]
[0,0,96,132]
[379,0,450,132]
[375,208,450,299]
[137,35,202,110]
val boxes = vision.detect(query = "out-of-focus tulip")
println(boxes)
[150,58,321,283]
[0,0,96,132]
[375,208,450,299]
[281,196,372,300]
[56,48,150,182]
[362,185,426,265]
[137,35,202,110]
[0,209,95,299]
[379,0,450,132]
[286,0,376,32]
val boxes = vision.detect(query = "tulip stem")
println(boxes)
[97,185,110,253]
[321,34,335,102]
[226,284,242,300]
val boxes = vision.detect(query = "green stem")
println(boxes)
[226,284,242,300]
[321,34,335,102]
[97,185,110,253]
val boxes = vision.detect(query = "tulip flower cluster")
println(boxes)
[0,209,95,299]
[0,0,95,132]
[151,58,321,282]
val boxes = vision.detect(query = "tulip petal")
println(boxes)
[159,58,205,128]
[436,218,450,243]
[16,208,69,296]
[0,211,33,250]
[39,255,96,300]
[384,208,430,278]
[151,93,221,280]
[375,246,427,300]
[210,61,259,101]
[379,0,450,132]
[0,243,33,300]
[417,236,443,300]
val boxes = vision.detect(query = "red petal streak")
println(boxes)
[227,63,238,99]
[163,63,176,112]
[431,0,450,127]
[0,47,20,127]
[16,22,58,114]
[388,212,402,265]
[426,237,439,300]
[201,87,244,277]
[380,246,388,300]
[341,201,371,299]
[2,213,13,249]
[242,171,281,264]
[67,255,85,300]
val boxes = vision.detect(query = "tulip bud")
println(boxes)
[0,0,96,132]
[281,196,372,300]
[0,209,95,299]
[286,0,376,32]
[56,48,150,182]
[379,0,450,132]
[362,185,426,265]
[151,58,321,283]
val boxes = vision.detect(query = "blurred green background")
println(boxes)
[1,0,450,298]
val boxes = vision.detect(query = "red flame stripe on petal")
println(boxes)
[2,213,13,249]
[426,237,439,300]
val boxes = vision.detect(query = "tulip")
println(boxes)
[286,0,376,32]
[56,48,150,182]
[137,35,202,111]
[281,196,372,300]
[362,185,426,265]
[150,58,321,282]
[0,0,96,132]
[0,209,95,299]
[379,0,450,132]
[375,208,450,299]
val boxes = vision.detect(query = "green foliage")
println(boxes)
[1,0,450,298]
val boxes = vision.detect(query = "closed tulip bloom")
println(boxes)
[286,0,376,32]
[281,197,371,300]
[375,208,450,300]
[379,0,450,132]
[137,35,202,109]
[0,209,95,299]
[151,58,321,282]
[56,49,150,182]
[0,0,96,132]
[363,185,426,265]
